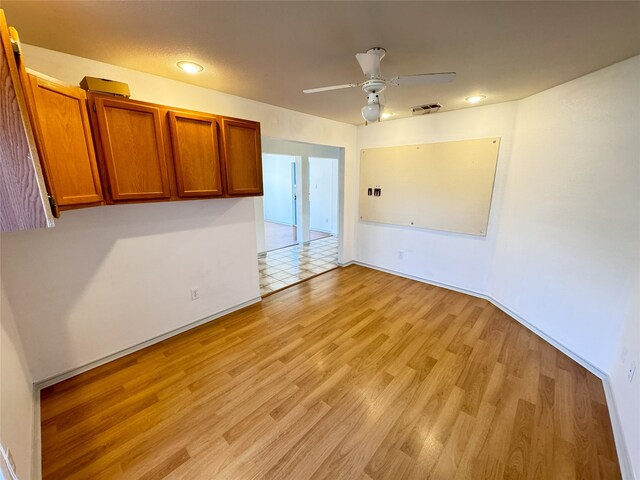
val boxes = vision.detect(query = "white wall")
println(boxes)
[610,271,640,479]
[1,200,260,381]
[356,102,518,293]
[490,56,640,374]
[309,157,339,234]
[262,153,295,225]
[0,276,35,480]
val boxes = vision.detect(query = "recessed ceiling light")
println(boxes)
[177,61,204,74]
[465,95,486,104]
[381,112,394,119]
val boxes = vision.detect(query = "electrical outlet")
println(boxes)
[190,288,200,301]
[627,362,636,383]
[398,250,404,260]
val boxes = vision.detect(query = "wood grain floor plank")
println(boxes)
[503,399,536,479]
[137,448,190,480]
[308,368,418,480]
[40,265,621,479]
[430,410,475,479]
[263,371,394,480]
[453,401,497,480]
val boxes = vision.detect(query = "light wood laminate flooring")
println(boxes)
[40,265,621,479]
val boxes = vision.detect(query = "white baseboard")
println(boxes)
[32,384,41,480]
[602,377,636,480]
[352,260,604,377]
[264,220,294,227]
[487,295,606,378]
[353,260,635,478]
[352,261,489,300]
[310,227,335,235]
[35,297,262,390]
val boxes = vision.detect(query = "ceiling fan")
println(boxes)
[303,47,455,123]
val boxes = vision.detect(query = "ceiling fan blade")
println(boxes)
[303,83,359,94]
[390,72,456,86]
[356,52,381,78]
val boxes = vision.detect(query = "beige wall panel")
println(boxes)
[359,137,500,236]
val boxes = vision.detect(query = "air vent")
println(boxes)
[411,103,442,116]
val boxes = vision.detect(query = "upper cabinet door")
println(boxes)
[0,12,53,231]
[93,97,171,201]
[220,118,263,196]
[168,111,223,198]
[28,74,103,207]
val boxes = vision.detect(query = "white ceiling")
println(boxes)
[4,1,640,125]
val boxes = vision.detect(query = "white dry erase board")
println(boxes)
[359,137,501,236]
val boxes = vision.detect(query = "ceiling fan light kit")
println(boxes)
[362,103,383,123]
[303,47,456,124]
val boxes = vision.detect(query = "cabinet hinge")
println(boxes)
[92,103,96,113]
[48,195,57,210]
[8,27,22,55]
[10,38,20,55]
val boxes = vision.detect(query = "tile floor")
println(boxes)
[264,221,332,252]
[258,236,339,295]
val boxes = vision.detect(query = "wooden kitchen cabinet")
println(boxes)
[168,111,223,198]
[27,73,104,209]
[88,94,263,204]
[0,10,53,230]
[2,8,263,224]
[220,117,263,196]
[92,95,172,201]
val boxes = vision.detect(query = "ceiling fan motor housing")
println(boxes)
[366,47,386,61]
[366,92,382,105]
[362,79,387,96]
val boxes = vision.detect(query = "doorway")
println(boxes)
[261,153,297,252]
[309,156,339,241]
[260,153,340,253]
[255,138,344,295]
